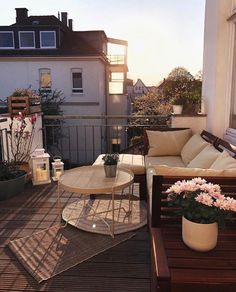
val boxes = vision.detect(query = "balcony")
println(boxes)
[0,113,217,292]
[0,114,166,292]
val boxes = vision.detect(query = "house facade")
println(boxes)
[202,0,236,143]
[0,8,128,162]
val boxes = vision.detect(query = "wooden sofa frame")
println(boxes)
[150,175,236,291]
[148,132,236,291]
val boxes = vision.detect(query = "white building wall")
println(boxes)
[0,57,108,164]
[202,0,236,137]
[0,58,106,115]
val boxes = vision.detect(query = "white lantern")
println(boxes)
[52,156,64,181]
[30,148,51,185]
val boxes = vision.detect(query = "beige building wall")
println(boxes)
[202,0,236,138]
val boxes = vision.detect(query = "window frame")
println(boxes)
[71,69,83,94]
[19,31,35,49]
[39,68,52,92]
[0,31,14,49]
[40,31,56,49]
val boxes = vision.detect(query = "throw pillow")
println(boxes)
[210,150,236,169]
[146,129,192,157]
[181,133,209,165]
[187,144,221,169]
[150,164,236,177]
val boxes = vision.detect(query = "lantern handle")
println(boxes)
[53,155,62,161]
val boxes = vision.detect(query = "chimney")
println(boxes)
[61,12,68,26]
[68,19,73,30]
[15,8,28,23]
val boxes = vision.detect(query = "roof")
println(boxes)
[0,18,107,59]
[11,15,68,29]
[0,10,109,59]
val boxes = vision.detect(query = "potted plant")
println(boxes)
[0,161,27,200]
[172,96,184,114]
[0,111,37,200]
[167,177,236,252]
[102,153,119,177]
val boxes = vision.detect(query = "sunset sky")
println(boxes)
[0,0,205,86]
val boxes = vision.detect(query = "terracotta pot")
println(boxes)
[104,165,117,177]
[182,216,218,252]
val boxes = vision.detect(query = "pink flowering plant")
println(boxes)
[167,178,236,227]
[9,112,37,164]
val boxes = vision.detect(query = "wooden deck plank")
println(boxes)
[0,182,151,292]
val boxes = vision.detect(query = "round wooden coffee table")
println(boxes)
[57,165,134,237]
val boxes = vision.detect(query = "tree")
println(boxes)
[40,89,65,152]
[167,66,194,82]
[128,92,172,145]
[159,67,202,113]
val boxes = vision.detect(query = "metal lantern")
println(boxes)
[52,156,64,181]
[30,148,51,185]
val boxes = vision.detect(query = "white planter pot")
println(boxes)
[104,165,117,177]
[182,216,218,252]
[173,105,183,114]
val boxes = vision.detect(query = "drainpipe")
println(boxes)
[104,59,109,153]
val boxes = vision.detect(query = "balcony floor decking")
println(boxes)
[0,182,151,292]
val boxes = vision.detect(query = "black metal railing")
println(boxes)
[42,115,171,167]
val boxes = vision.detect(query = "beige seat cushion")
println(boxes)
[210,150,236,169]
[150,164,236,177]
[145,155,185,168]
[181,133,209,165]
[187,144,221,169]
[93,154,145,175]
[146,129,192,157]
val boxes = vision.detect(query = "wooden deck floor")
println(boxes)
[0,182,151,292]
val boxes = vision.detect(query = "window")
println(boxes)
[39,68,52,91]
[19,31,35,48]
[0,31,14,49]
[40,31,56,48]
[109,72,124,94]
[72,69,83,93]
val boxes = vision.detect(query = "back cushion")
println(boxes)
[187,144,221,169]
[181,133,209,165]
[146,129,192,157]
[210,150,236,169]
[151,164,236,177]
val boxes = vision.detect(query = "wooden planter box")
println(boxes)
[8,96,41,116]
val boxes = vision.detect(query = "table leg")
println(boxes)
[112,188,115,238]
[57,183,63,226]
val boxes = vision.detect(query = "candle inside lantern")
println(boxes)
[36,168,42,181]
[55,170,62,179]
[41,169,48,181]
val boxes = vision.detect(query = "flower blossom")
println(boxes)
[167,177,236,226]
[195,192,214,206]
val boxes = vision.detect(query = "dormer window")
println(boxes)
[19,31,35,48]
[40,31,56,48]
[0,31,14,49]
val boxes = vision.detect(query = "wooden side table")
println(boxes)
[57,165,134,237]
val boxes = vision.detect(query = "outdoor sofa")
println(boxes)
[143,128,236,291]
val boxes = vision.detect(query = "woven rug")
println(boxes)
[8,225,135,283]
[62,196,147,235]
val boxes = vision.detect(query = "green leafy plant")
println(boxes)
[0,161,25,181]
[172,96,185,105]
[102,153,119,165]
[40,89,65,149]
[11,88,41,105]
